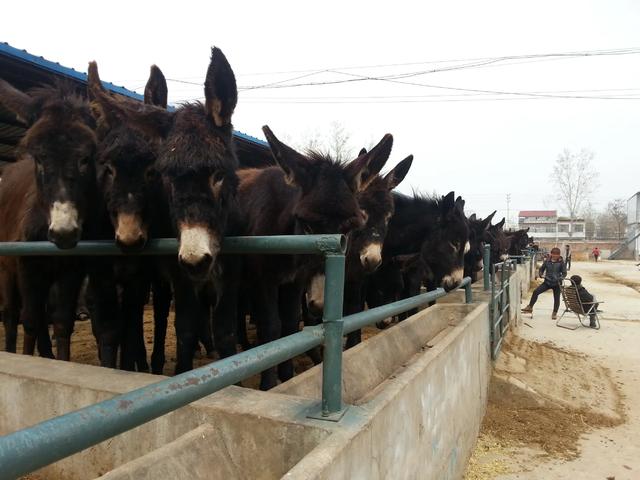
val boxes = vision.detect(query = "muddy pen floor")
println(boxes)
[0,304,381,390]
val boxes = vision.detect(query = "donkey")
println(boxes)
[85,61,172,371]
[89,47,242,373]
[485,217,510,265]
[0,80,97,360]
[238,129,393,389]
[464,210,496,282]
[366,192,470,319]
[506,227,531,256]
[305,149,414,348]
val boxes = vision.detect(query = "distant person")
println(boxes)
[570,275,599,328]
[522,247,567,319]
[592,247,601,262]
[565,244,572,270]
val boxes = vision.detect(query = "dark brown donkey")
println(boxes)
[305,150,414,348]
[238,129,393,390]
[0,80,97,359]
[89,47,242,373]
[86,62,171,371]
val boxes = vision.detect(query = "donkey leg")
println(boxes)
[212,260,240,360]
[277,282,303,382]
[18,259,49,357]
[2,279,20,353]
[344,281,365,349]
[88,267,120,368]
[51,270,83,361]
[254,282,280,390]
[150,277,171,375]
[173,277,200,374]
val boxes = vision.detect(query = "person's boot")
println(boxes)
[551,312,558,320]
[522,305,533,314]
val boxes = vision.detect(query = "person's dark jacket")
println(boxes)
[576,285,594,304]
[539,258,567,285]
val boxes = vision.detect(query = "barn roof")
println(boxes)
[518,210,557,217]
[0,42,271,168]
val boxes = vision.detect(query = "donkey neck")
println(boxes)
[383,192,440,256]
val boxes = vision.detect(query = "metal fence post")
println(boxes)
[320,253,346,419]
[483,244,491,291]
[464,281,473,303]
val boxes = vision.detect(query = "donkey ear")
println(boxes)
[442,191,456,211]
[469,213,477,221]
[495,217,506,229]
[525,227,530,232]
[481,210,497,230]
[88,64,173,139]
[358,147,367,156]
[384,155,413,190]
[262,125,309,187]
[144,65,168,108]
[87,61,118,126]
[0,79,34,125]
[204,47,237,127]
[346,134,393,192]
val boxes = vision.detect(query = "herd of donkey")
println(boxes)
[0,47,533,390]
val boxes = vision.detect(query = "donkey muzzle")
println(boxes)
[359,242,382,273]
[48,201,80,249]
[115,213,148,252]
[442,267,464,292]
[178,225,219,279]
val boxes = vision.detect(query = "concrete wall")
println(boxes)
[0,260,533,480]
[0,355,332,480]
[283,303,491,480]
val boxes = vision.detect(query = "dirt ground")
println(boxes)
[0,302,381,390]
[465,260,640,480]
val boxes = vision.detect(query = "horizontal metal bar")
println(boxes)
[0,325,325,479]
[342,288,445,335]
[0,235,346,257]
[341,277,471,335]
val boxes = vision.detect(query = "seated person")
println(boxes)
[570,274,599,328]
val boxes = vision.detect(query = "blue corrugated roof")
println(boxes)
[0,42,267,148]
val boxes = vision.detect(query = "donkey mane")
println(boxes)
[155,102,238,175]
[27,81,90,120]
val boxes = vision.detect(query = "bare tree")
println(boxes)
[552,148,599,236]
[297,121,354,161]
[606,198,627,240]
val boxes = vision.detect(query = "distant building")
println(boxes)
[518,210,585,239]
[627,192,640,259]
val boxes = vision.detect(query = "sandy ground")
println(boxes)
[465,260,640,480]
[0,302,380,390]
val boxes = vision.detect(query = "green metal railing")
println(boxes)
[485,244,522,360]
[0,236,473,479]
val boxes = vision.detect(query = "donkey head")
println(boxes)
[0,80,97,248]
[351,153,413,273]
[88,62,168,251]
[87,47,239,280]
[485,217,510,263]
[263,128,394,237]
[421,192,469,291]
[465,210,495,275]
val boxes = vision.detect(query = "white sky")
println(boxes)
[4,1,640,224]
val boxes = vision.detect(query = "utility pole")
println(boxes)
[506,193,511,229]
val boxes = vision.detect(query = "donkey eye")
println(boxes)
[210,173,224,199]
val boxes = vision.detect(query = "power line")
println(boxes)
[150,46,640,91]
[235,48,640,91]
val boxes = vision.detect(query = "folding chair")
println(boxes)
[557,278,603,330]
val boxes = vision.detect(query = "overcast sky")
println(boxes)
[4,1,640,224]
